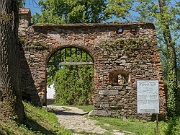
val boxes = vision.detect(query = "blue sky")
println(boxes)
[25,0,41,15]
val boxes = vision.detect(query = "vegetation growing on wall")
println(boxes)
[96,38,155,53]
[34,0,180,116]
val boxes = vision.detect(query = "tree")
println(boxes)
[108,0,179,116]
[0,0,24,123]
[157,0,178,116]
[33,0,109,23]
[106,0,134,21]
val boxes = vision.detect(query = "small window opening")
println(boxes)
[117,28,123,34]
[131,28,137,33]
[118,74,126,84]
[109,70,128,85]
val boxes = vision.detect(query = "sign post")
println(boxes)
[137,80,159,135]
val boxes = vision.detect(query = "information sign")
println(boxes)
[137,80,159,113]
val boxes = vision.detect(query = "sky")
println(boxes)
[25,0,41,15]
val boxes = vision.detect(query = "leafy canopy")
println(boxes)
[33,0,109,23]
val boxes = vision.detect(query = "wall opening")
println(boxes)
[109,70,129,85]
[46,47,94,105]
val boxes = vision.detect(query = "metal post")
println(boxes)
[154,113,159,135]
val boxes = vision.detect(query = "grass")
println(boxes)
[0,102,72,135]
[92,116,168,135]
[76,105,170,135]
[2,102,179,135]
[75,105,94,112]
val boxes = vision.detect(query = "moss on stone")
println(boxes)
[98,38,155,52]
[23,41,49,50]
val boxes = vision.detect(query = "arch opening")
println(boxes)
[48,47,94,67]
[46,47,94,106]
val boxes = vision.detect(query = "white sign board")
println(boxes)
[137,80,159,113]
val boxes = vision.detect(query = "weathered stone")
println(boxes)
[19,8,166,120]
[100,104,109,108]
[119,91,126,96]
[99,90,119,95]
[126,86,132,90]
[88,110,111,117]
[131,101,137,105]
[109,106,119,109]
[117,101,124,106]
[114,86,123,90]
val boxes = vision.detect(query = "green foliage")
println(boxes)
[33,0,109,23]
[47,47,94,105]
[167,117,180,135]
[107,0,134,21]
[54,65,94,105]
[19,0,25,8]
[76,105,94,112]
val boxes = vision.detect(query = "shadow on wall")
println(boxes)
[19,42,41,106]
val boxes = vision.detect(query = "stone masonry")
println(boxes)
[19,8,166,119]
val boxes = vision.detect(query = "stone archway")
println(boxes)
[46,46,94,105]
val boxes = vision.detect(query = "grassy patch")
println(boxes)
[76,105,94,112]
[0,102,72,135]
[75,105,169,135]
[92,116,168,135]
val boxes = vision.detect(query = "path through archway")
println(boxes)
[46,47,94,106]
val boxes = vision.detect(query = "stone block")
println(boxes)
[99,90,118,95]
[114,86,123,90]
[100,104,109,108]
[88,110,111,117]
[119,91,126,96]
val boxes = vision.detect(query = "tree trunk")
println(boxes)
[0,0,24,123]
[158,0,178,116]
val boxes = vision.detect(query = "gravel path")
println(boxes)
[47,105,125,135]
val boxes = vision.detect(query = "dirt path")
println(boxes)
[47,105,126,135]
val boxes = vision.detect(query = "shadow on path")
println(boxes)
[54,109,88,116]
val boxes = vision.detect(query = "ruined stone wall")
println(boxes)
[19,23,166,119]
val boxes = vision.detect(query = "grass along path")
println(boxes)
[0,102,72,135]
[1,102,179,135]
[75,105,169,135]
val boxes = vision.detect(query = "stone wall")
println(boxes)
[18,10,166,119]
